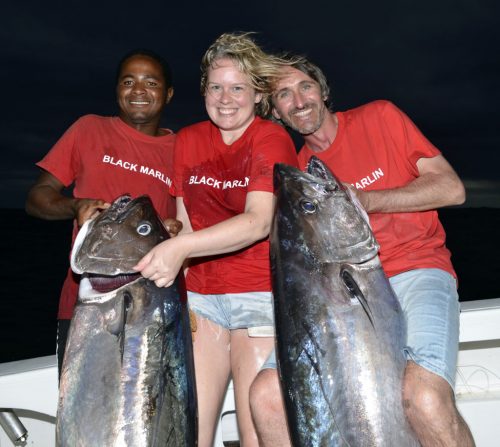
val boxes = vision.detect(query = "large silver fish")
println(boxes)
[57,195,197,446]
[271,157,419,446]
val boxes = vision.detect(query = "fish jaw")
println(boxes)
[273,161,379,264]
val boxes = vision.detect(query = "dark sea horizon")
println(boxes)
[1,207,499,364]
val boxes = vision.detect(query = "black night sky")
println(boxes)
[0,0,499,362]
[1,0,499,208]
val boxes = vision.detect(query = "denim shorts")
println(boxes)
[391,268,460,388]
[263,268,460,388]
[187,291,275,331]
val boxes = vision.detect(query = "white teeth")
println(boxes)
[293,108,312,117]
[130,101,149,105]
[219,108,237,115]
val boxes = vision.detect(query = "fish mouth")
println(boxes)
[306,156,341,190]
[274,158,341,194]
[87,273,141,293]
[307,156,329,177]
[78,274,142,301]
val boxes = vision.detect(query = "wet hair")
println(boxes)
[200,32,287,117]
[270,53,332,112]
[116,49,173,89]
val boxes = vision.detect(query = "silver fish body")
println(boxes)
[271,158,419,446]
[57,195,197,447]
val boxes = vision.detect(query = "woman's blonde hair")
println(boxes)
[201,32,292,117]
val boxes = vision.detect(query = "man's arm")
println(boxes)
[354,154,466,213]
[25,170,109,227]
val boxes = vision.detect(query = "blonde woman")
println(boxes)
[135,33,298,446]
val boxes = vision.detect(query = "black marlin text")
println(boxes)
[102,155,172,186]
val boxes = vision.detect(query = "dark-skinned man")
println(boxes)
[26,49,177,374]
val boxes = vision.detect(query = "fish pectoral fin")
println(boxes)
[341,269,375,329]
[105,292,132,362]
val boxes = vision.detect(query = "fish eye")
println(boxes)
[300,199,317,214]
[136,222,152,236]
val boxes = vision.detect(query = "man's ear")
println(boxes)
[165,87,174,104]
[272,107,281,120]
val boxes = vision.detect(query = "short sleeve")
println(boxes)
[36,118,84,186]
[379,101,441,172]
[248,125,298,193]
[171,129,187,197]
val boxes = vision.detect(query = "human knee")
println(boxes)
[249,369,282,415]
[403,375,455,424]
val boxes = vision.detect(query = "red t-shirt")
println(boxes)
[37,114,176,318]
[298,100,456,279]
[173,116,298,294]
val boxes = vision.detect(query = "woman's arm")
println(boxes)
[134,190,275,287]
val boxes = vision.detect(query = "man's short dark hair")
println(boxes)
[116,49,173,89]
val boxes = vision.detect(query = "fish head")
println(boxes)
[273,156,379,264]
[71,194,169,276]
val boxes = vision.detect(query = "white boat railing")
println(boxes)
[453,299,500,447]
[1,297,500,446]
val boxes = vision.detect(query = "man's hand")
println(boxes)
[343,183,370,210]
[74,199,110,227]
[163,218,183,238]
[26,171,110,224]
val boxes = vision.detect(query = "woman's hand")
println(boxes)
[133,236,190,288]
